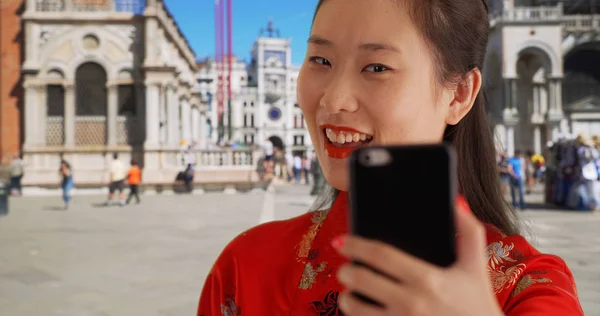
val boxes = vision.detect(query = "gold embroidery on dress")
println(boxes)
[511,275,552,297]
[489,263,527,294]
[298,261,328,290]
[296,210,327,260]
[487,241,517,270]
[486,241,528,294]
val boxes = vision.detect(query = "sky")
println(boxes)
[166,0,319,65]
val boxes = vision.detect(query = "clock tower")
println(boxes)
[250,20,300,151]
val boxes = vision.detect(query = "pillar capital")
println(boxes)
[62,82,75,90]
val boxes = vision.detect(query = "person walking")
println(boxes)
[105,153,127,206]
[9,154,24,196]
[126,159,141,204]
[263,138,274,175]
[183,163,195,193]
[59,160,73,210]
[292,154,302,183]
[508,150,526,209]
[497,152,511,196]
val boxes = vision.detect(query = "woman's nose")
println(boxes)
[319,75,359,113]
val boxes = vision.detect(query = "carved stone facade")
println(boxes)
[197,23,311,155]
[18,0,212,185]
[487,0,600,156]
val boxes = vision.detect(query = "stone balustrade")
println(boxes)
[489,5,600,33]
[33,0,145,14]
[563,15,600,32]
[489,6,563,27]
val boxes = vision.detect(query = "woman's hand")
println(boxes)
[332,197,504,316]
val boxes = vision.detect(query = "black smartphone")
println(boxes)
[348,144,458,306]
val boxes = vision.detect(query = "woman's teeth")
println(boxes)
[325,128,372,144]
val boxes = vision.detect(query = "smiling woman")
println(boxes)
[198,1,584,315]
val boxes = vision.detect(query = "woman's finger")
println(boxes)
[455,196,488,272]
[333,235,438,285]
[338,291,387,316]
[337,263,411,306]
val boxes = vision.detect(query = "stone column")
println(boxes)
[159,85,167,144]
[547,80,555,111]
[143,7,158,66]
[64,83,75,147]
[232,99,242,142]
[191,106,200,143]
[506,125,515,156]
[533,84,540,115]
[106,83,118,146]
[546,78,563,121]
[38,85,48,145]
[166,85,180,146]
[199,111,207,149]
[135,83,146,143]
[22,23,39,71]
[181,99,192,144]
[555,79,563,113]
[23,81,39,148]
[144,83,160,148]
[510,79,518,111]
[503,78,518,116]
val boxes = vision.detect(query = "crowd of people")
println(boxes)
[496,133,600,212]
[544,134,600,211]
[257,138,315,185]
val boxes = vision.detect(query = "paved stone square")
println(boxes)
[0,184,598,315]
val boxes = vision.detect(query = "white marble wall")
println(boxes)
[21,0,207,185]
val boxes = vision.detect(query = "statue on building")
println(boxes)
[259,19,281,38]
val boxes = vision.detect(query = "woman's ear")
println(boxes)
[445,69,482,125]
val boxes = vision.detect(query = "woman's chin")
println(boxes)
[322,167,349,192]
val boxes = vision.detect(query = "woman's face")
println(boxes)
[297,0,460,191]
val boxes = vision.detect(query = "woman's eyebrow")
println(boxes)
[307,35,402,54]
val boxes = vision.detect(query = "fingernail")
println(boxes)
[456,195,472,215]
[331,235,346,250]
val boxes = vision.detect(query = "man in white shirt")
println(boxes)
[293,154,303,183]
[105,153,127,206]
[9,154,24,196]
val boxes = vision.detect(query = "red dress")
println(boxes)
[198,192,583,315]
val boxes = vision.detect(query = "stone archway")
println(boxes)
[514,46,553,154]
[563,44,600,106]
[268,135,285,151]
[563,43,600,138]
[75,62,108,145]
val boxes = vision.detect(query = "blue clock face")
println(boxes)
[264,50,286,64]
[268,107,282,121]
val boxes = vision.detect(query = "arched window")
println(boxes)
[75,62,107,145]
[45,68,66,146]
[46,84,65,145]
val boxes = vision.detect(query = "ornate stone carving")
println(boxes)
[39,25,68,47]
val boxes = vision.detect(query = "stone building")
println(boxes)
[486,0,600,156]
[197,21,311,155]
[18,0,207,185]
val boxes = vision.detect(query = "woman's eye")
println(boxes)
[364,64,388,73]
[309,57,331,66]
